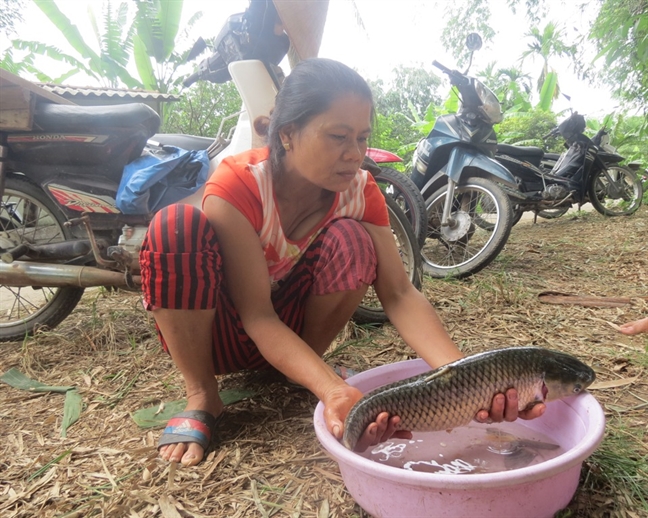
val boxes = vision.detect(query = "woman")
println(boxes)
[140,58,543,467]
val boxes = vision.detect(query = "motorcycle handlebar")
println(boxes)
[432,60,468,86]
[183,70,202,87]
[432,60,452,74]
[543,127,559,139]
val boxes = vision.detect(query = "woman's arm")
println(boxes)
[362,222,544,427]
[362,223,463,368]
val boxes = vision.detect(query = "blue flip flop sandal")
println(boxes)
[158,410,221,452]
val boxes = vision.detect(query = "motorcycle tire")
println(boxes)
[588,165,643,217]
[537,206,571,219]
[511,204,524,226]
[372,167,427,249]
[0,176,85,342]
[352,193,421,325]
[421,177,512,279]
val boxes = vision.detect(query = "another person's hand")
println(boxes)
[619,316,648,336]
[474,388,546,423]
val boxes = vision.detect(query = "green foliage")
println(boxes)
[367,66,445,166]
[440,0,497,66]
[478,64,533,112]
[440,0,546,63]
[587,114,648,167]
[590,0,648,109]
[537,70,558,111]
[0,0,25,37]
[5,0,201,95]
[496,109,562,151]
[368,66,443,119]
[162,80,241,137]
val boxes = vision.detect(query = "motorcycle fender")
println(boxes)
[446,147,517,188]
[366,147,403,163]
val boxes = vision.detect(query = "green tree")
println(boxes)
[10,0,140,87]
[589,0,648,111]
[519,22,575,105]
[163,80,242,137]
[5,0,201,93]
[496,109,561,150]
[0,0,25,37]
[477,63,533,112]
[367,66,444,166]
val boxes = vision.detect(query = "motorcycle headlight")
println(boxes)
[412,139,433,174]
[474,80,503,124]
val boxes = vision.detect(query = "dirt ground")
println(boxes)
[1,205,646,518]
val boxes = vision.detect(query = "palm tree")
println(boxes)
[520,22,575,106]
[5,0,201,92]
[477,63,532,113]
[497,67,533,112]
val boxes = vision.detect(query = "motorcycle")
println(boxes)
[495,112,644,223]
[0,0,422,340]
[409,34,518,279]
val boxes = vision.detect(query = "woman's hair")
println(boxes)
[255,58,374,173]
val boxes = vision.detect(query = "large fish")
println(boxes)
[342,347,595,451]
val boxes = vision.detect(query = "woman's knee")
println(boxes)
[311,218,377,294]
[146,204,217,253]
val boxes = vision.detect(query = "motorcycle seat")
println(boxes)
[32,103,161,134]
[150,133,215,151]
[497,144,544,159]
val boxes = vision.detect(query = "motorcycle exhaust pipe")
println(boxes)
[0,261,141,289]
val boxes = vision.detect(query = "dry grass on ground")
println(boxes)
[0,206,647,518]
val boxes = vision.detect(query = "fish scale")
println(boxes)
[342,347,595,450]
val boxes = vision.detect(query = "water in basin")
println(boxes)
[360,421,565,475]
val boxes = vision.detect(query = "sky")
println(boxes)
[3,0,620,118]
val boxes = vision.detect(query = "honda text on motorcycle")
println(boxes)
[0,0,422,340]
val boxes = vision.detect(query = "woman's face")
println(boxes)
[281,93,373,192]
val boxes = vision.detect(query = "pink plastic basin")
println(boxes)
[314,358,605,518]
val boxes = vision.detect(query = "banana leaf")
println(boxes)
[135,0,183,63]
[537,71,558,112]
[61,390,83,438]
[33,0,103,73]
[133,34,158,91]
[0,368,74,393]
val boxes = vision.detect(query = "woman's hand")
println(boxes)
[322,383,412,452]
[474,388,546,423]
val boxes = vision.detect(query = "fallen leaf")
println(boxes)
[589,376,640,389]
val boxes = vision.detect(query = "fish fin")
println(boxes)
[423,365,453,384]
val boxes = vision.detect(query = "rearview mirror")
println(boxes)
[465,33,482,51]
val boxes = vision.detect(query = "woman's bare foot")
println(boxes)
[159,386,224,467]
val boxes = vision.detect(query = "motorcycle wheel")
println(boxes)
[0,176,85,342]
[537,205,571,219]
[511,204,524,226]
[421,177,512,279]
[352,193,421,325]
[372,167,427,249]
[588,165,643,216]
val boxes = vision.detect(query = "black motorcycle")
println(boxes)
[495,112,643,223]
